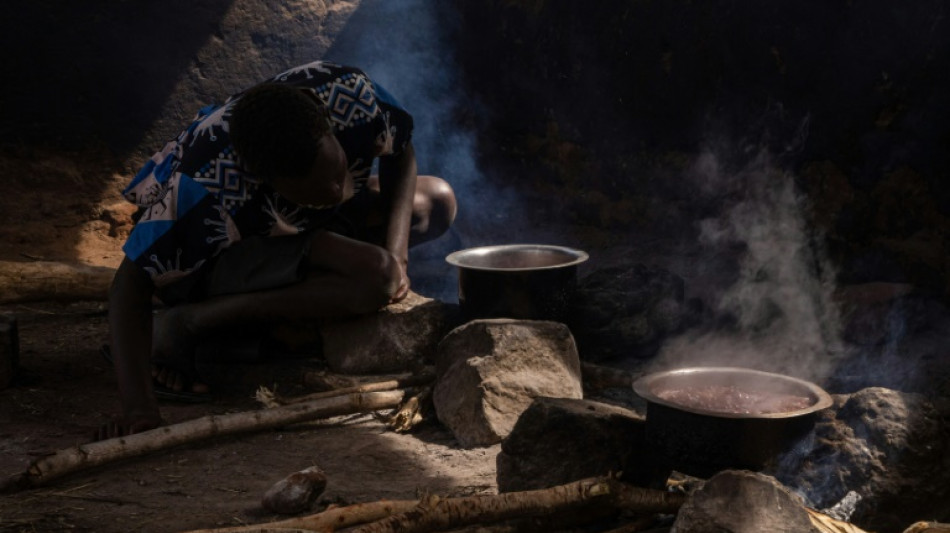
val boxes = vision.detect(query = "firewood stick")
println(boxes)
[378,386,432,433]
[1,390,406,492]
[346,477,684,533]
[0,260,115,304]
[181,477,682,533]
[181,499,420,533]
[806,508,871,533]
[903,523,950,533]
[262,372,435,406]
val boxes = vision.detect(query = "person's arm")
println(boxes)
[306,229,403,311]
[377,141,417,302]
[101,257,162,438]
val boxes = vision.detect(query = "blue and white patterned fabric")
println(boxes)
[122,61,413,289]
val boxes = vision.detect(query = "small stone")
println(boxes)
[261,466,327,515]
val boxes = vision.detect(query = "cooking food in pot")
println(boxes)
[633,367,834,477]
[655,384,813,415]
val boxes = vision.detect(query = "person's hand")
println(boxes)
[93,414,163,442]
[390,261,410,303]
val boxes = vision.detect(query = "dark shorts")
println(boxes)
[155,232,312,304]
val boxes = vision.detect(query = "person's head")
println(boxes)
[230,83,350,208]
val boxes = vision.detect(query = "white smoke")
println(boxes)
[327,0,525,300]
[654,148,844,384]
[328,0,520,232]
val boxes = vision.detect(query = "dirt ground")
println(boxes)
[0,149,502,533]
[0,299,498,533]
[4,147,948,532]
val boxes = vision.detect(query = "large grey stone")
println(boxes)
[433,319,583,448]
[320,292,450,374]
[671,470,819,533]
[496,397,646,493]
[774,387,950,532]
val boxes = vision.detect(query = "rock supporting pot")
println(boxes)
[445,244,588,322]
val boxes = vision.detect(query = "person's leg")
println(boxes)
[350,175,457,246]
[406,175,457,245]
[149,175,456,391]
[150,230,402,392]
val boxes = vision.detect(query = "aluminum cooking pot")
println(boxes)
[445,244,589,322]
[633,367,833,478]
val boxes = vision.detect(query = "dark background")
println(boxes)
[2,0,949,294]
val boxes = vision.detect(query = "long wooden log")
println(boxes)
[180,477,684,533]
[0,260,115,303]
[182,500,421,533]
[346,477,684,533]
[1,389,406,491]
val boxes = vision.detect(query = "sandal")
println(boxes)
[99,344,212,403]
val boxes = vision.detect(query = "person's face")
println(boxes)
[270,133,353,209]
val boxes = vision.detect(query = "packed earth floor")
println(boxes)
[0,299,500,533]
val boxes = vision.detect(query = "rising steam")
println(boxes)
[655,148,844,384]
[327,0,524,300]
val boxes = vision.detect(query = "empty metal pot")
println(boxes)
[445,244,589,322]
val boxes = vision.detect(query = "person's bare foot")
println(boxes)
[93,413,163,441]
[150,365,210,393]
[151,308,209,394]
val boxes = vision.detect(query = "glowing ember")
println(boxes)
[656,385,813,415]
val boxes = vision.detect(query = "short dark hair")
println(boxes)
[229,83,333,180]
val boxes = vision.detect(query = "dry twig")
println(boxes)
[258,372,434,407]
[806,508,871,533]
[377,386,433,433]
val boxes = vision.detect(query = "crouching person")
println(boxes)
[97,60,456,439]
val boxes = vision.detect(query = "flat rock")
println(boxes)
[320,292,450,374]
[496,397,647,492]
[433,319,583,447]
[671,470,818,533]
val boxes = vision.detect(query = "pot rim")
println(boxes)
[445,244,589,272]
[633,366,834,420]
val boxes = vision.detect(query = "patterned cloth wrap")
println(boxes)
[122,61,413,293]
